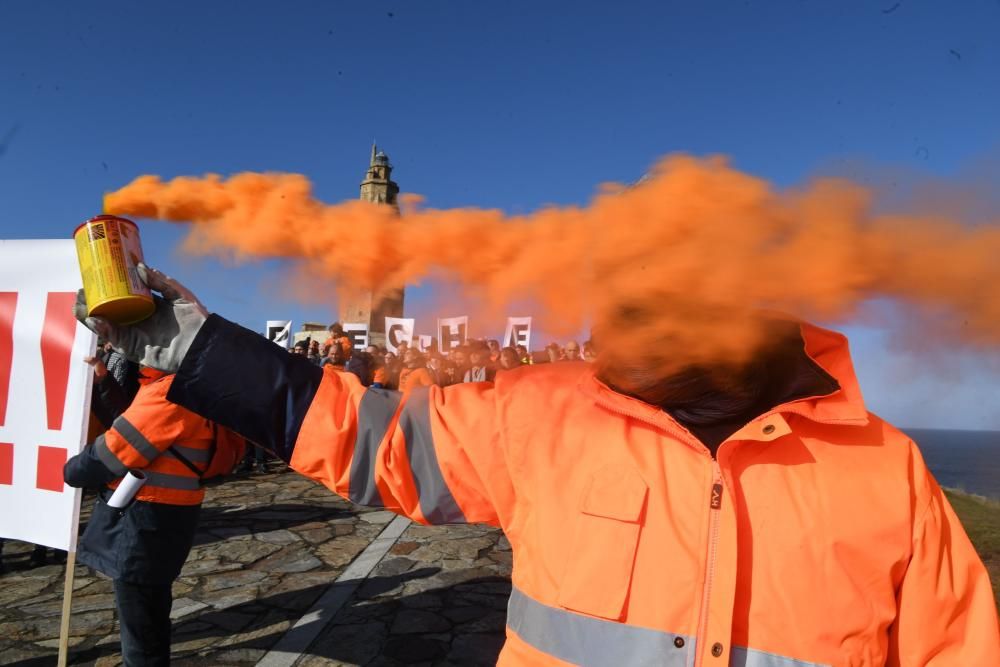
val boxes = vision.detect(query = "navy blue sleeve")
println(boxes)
[166,314,323,462]
[64,440,119,488]
[90,373,130,429]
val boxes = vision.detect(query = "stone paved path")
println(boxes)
[0,467,510,666]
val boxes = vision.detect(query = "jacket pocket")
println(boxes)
[78,495,128,580]
[557,465,648,620]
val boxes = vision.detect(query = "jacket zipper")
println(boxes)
[589,380,858,665]
[694,460,723,667]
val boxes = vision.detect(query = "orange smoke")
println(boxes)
[104,155,1000,371]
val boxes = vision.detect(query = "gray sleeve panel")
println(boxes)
[93,434,128,476]
[164,444,212,464]
[142,470,203,491]
[398,387,467,524]
[112,415,163,464]
[348,388,403,507]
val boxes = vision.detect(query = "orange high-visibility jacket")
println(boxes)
[397,366,435,393]
[170,317,1000,666]
[94,371,216,505]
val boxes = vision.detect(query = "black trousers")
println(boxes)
[243,443,266,465]
[114,579,173,666]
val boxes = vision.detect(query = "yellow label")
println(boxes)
[75,219,152,307]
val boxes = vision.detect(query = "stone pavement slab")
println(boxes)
[0,467,511,666]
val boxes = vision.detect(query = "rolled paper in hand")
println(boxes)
[107,470,147,508]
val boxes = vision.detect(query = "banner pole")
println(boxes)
[57,550,76,667]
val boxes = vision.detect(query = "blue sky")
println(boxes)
[1,1,998,429]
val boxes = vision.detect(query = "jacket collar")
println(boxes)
[793,320,869,425]
[580,320,869,434]
[138,367,169,385]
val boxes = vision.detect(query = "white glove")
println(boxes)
[74,264,208,373]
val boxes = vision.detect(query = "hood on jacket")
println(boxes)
[591,318,868,448]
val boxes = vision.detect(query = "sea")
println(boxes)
[904,428,1000,500]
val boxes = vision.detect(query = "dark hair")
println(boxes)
[605,362,768,425]
[597,321,806,425]
[499,347,521,368]
[345,352,375,386]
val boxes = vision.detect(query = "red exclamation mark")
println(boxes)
[40,292,78,431]
[37,292,77,492]
[0,292,16,485]
[0,292,17,427]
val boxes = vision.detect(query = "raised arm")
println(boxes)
[74,263,515,528]
[166,315,513,526]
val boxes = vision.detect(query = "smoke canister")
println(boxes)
[74,215,155,324]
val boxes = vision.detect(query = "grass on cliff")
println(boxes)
[945,488,999,606]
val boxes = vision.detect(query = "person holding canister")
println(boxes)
[63,361,243,666]
[76,264,1000,667]
[66,238,246,666]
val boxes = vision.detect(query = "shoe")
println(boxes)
[255,463,267,474]
[30,548,48,567]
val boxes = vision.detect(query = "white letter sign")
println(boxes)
[266,320,291,349]
[503,316,532,350]
[384,317,414,355]
[342,322,369,351]
[437,316,468,354]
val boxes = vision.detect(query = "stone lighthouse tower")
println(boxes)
[338,145,404,346]
[359,144,399,204]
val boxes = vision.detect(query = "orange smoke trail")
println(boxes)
[104,155,1000,371]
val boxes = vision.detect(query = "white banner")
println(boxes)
[437,316,468,354]
[416,335,433,353]
[266,320,291,349]
[0,240,95,551]
[384,317,414,355]
[503,316,532,350]
[342,322,369,351]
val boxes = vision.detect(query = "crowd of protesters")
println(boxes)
[292,323,598,391]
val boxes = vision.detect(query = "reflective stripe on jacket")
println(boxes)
[167,315,1000,666]
[98,373,214,506]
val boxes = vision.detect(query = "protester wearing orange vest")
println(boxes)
[77,266,1000,667]
[397,348,436,392]
[65,361,243,664]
